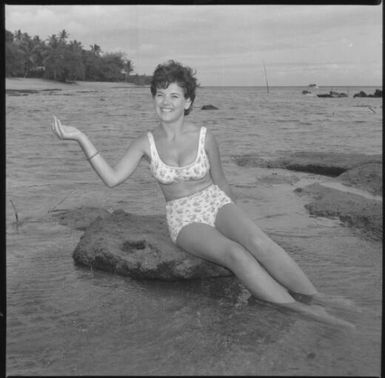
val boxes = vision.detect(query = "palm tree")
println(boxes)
[90,43,102,57]
[12,31,35,77]
[42,34,62,80]
[59,29,69,44]
[5,30,24,76]
[63,39,85,81]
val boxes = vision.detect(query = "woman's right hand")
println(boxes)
[51,115,83,142]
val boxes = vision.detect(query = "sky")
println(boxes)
[5,4,383,86]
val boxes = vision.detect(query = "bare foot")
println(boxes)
[311,292,360,312]
[290,291,360,312]
[280,301,356,330]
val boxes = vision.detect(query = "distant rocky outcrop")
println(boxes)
[353,89,382,98]
[317,91,348,98]
[57,208,232,280]
[201,104,218,110]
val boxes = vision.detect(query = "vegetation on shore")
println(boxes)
[5,29,152,85]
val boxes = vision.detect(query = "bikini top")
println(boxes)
[147,127,210,185]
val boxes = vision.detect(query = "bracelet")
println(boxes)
[87,151,99,161]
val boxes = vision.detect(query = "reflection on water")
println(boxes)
[6,83,382,375]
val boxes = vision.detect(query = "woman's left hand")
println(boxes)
[51,115,84,142]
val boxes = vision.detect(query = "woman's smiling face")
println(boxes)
[154,82,192,123]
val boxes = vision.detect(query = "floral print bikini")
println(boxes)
[147,127,232,243]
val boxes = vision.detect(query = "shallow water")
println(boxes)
[6,81,382,375]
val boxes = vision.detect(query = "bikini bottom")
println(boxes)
[165,184,232,243]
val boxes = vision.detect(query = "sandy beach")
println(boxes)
[6,77,138,92]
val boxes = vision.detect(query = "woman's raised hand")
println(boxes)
[51,115,83,141]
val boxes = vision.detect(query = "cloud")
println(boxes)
[5,4,382,85]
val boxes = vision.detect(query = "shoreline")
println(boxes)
[6,77,139,92]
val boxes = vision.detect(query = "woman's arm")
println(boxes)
[205,129,237,202]
[52,116,146,188]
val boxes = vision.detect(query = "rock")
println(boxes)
[354,89,382,98]
[353,91,368,98]
[232,151,382,239]
[337,162,382,196]
[232,152,382,177]
[232,154,282,169]
[317,91,348,98]
[297,183,382,240]
[368,89,382,98]
[257,172,300,185]
[201,104,218,110]
[72,209,232,280]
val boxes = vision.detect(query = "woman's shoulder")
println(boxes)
[128,132,152,153]
[203,126,216,142]
[128,131,152,159]
[147,126,163,139]
[133,131,151,143]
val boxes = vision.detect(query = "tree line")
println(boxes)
[5,29,152,84]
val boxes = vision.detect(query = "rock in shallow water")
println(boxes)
[72,209,232,280]
[337,162,382,196]
[51,206,111,230]
[296,183,382,240]
[201,104,218,110]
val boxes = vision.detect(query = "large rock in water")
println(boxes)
[72,209,232,280]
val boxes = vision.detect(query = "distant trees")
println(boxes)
[6,30,25,76]
[5,29,150,83]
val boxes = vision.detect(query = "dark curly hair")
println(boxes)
[150,60,198,115]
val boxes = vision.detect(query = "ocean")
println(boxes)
[6,80,382,375]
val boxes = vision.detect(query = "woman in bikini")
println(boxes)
[52,60,353,327]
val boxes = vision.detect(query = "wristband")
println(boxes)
[87,151,99,161]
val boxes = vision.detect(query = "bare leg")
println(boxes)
[176,223,355,329]
[177,223,295,304]
[215,203,318,296]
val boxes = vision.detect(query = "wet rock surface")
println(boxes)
[233,151,382,177]
[57,208,232,280]
[336,162,382,196]
[295,183,382,240]
[51,206,111,231]
[233,151,382,239]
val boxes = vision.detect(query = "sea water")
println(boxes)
[6,82,382,375]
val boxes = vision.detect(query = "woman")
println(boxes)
[52,60,353,327]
